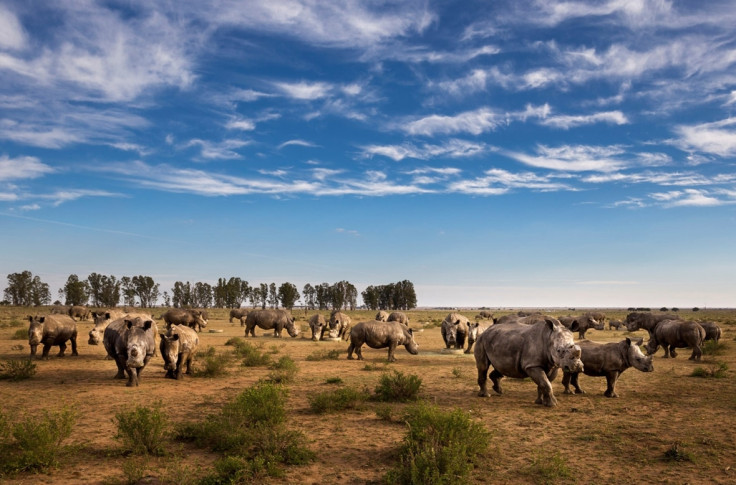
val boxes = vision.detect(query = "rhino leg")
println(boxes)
[387,342,398,362]
[125,366,138,387]
[113,355,127,379]
[562,372,584,394]
[176,352,189,379]
[41,343,52,360]
[604,372,619,398]
[689,346,701,361]
[669,346,678,358]
[528,367,556,407]
[464,340,475,354]
[185,353,194,375]
[354,343,364,360]
[490,369,504,395]
[29,344,38,358]
[57,341,67,357]
[347,342,355,359]
[457,333,466,350]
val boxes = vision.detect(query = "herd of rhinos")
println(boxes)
[24,304,722,407]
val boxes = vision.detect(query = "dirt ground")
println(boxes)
[1,308,735,484]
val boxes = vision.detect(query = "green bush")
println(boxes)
[234,341,273,367]
[374,371,423,402]
[193,347,231,377]
[664,442,693,462]
[11,328,27,340]
[266,356,298,384]
[178,382,313,483]
[0,407,76,473]
[305,349,341,361]
[0,359,37,381]
[114,402,169,456]
[702,340,727,356]
[691,361,728,378]
[384,402,490,485]
[308,387,368,413]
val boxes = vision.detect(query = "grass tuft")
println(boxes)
[690,361,728,378]
[0,359,36,381]
[113,402,169,456]
[664,442,693,462]
[522,451,573,485]
[192,347,231,377]
[305,349,342,361]
[308,387,368,413]
[374,370,423,402]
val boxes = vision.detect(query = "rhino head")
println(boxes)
[548,318,584,373]
[193,311,207,329]
[28,315,44,352]
[285,317,299,338]
[160,332,180,371]
[126,319,153,368]
[644,337,660,356]
[467,322,481,342]
[627,338,654,372]
[404,328,419,355]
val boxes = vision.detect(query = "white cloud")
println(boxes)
[652,189,730,207]
[541,110,628,129]
[584,170,736,186]
[362,139,489,161]
[278,139,319,150]
[184,139,250,160]
[0,5,27,50]
[273,81,334,100]
[0,155,54,181]
[448,168,572,195]
[404,108,503,136]
[674,118,736,157]
[507,145,627,172]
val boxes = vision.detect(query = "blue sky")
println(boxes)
[1,0,735,308]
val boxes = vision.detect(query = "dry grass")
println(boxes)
[0,306,735,484]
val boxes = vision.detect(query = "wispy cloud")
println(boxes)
[278,139,319,150]
[361,139,491,161]
[673,118,736,157]
[0,4,27,50]
[183,139,250,160]
[541,111,628,129]
[448,168,573,195]
[336,228,360,237]
[0,154,54,181]
[273,81,334,100]
[506,145,627,172]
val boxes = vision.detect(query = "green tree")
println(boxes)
[361,285,380,310]
[87,273,120,307]
[278,282,300,310]
[172,281,192,308]
[127,275,159,308]
[193,282,213,308]
[249,286,262,309]
[268,283,278,309]
[58,274,89,306]
[302,284,316,310]
[258,283,268,309]
[315,283,331,310]
[120,277,136,307]
[3,271,51,306]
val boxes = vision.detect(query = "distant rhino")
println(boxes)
[244,309,299,338]
[161,308,208,332]
[696,321,722,343]
[562,338,653,398]
[645,320,705,361]
[625,312,677,336]
[559,314,604,339]
[309,314,327,341]
[441,312,471,351]
[386,311,409,325]
[27,314,78,359]
[50,304,70,315]
[475,310,494,321]
[325,311,352,340]
[608,319,624,331]
[466,321,493,354]
[347,320,418,362]
[474,317,583,407]
[68,305,90,321]
[229,308,250,325]
[375,310,389,322]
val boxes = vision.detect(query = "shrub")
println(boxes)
[0,359,37,381]
[702,340,727,356]
[363,363,385,371]
[266,356,298,384]
[114,402,169,455]
[375,404,394,422]
[664,442,693,462]
[308,387,368,413]
[193,347,231,377]
[0,407,76,473]
[11,328,27,340]
[234,341,272,367]
[374,371,423,402]
[384,402,490,485]
[690,361,728,378]
[120,456,150,484]
[305,349,341,361]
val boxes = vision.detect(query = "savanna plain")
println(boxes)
[1,307,735,484]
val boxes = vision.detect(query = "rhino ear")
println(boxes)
[569,320,580,332]
[126,320,134,329]
[27,315,33,322]
[143,320,153,330]
[106,312,112,319]
[408,328,413,335]
[171,333,180,341]
[625,337,631,346]
[39,316,45,323]
[635,337,644,346]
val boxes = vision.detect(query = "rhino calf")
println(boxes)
[309,314,327,341]
[68,305,90,321]
[229,308,250,325]
[562,338,653,398]
[347,320,418,362]
[645,320,705,361]
[27,315,78,359]
[161,308,208,332]
[608,319,624,331]
[441,312,470,351]
[466,321,492,354]
[386,311,409,325]
[697,321,722,343]
[375,310,389,322]
[104,317,157,387]
[160,324,200,380]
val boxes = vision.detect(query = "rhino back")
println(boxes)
[577,340,626,376]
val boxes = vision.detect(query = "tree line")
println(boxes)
[1,271,417,311]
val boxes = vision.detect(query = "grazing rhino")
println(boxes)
[474,317,583,407]
[103,316,156,387]
[475,310,494,320]
[27,315,78,359]
[324,311,352,340]
[645,320,706,361]
[697,321,722,343]
[309,314,327,341]
[88,310,126,345]
[559,314,604,339]
[375,310,389,322]
[244,309,299,338]
[608,319,624,331]
[562,338,653,397]
[229,308,250,325]
[624,312,677,336]
[159,324,199,380]
[347,320,418,362]
[161,308,208,332]
[466,321,493,354]
[68,305,90,321]
[386,311,409,325]
[50,304,70,315]
[441,312,471,351]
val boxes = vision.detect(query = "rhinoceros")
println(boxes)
[324,311,352,340]
[27,314,78,359]
[375,310,389,322]
[103,316,156,387]
[441,312,471,351]
[229,308,250,325]
[244,309,299,338]
[559,314,604,339]
[161,308,208,332]
[88,310,127,345]
[347,320,418,362]
[50,304,70,315]
[159,324,199,380]
[466,321,493,354]
[474,317,583,407]
[608,319,624,331]
[68,305,90,321]
[645,320,705,361]
[562,338,653,397]
[697,321,722,343]
[475,310,494,320]
[386,311,409,325]
[309,314,327,341]
[624,312,677,336]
